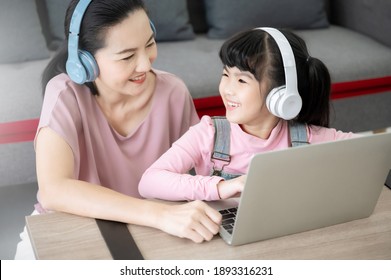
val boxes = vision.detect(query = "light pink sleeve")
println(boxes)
[35,75,83,177]
[139,116,222,201]
[308,125,358,143]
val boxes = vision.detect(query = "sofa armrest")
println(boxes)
[330,0,391,48]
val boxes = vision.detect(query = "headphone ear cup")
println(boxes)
[78,50,99,83]
[266,86,286,117]
[66,50,99,84]
[66,55,88,85]
[277,93,302,120]
[266,85,302,120]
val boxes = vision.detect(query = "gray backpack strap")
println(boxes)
[289,121,309,147]
[211,117,231,175]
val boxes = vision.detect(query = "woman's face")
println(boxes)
[94,9,157,97]
[219,66,278,134]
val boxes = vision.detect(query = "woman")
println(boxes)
[15,0,221,259]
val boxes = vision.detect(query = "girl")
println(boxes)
[139,27,355,201]
[15,0,221,259]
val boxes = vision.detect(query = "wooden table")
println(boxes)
[26,187,391,259]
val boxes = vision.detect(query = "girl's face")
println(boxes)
[94,9,157,98]
[219,66,278,136]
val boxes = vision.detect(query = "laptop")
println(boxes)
[209,132,391,246]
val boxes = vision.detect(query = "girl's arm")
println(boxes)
[36,127,221,243]
[308,125,358,143]
[139,117,225,201]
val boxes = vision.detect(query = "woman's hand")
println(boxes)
[217,175,247,199]
[158,200,222,243]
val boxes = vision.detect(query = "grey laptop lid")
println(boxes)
[217,132,391,246]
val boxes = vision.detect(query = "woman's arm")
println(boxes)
[36,127,221,243]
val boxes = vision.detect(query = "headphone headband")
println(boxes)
[256,27,298,94]
[69,0,92,36]
[254,27,302,120]
[66,0,97,84]
[67,0,93,62]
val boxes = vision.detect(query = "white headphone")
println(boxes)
[256,27,302,120]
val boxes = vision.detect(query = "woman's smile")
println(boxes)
[129,73,147,84]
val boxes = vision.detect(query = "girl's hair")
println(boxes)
[219,28,331,127]
[41,0,146,95]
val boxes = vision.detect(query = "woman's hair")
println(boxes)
[41,0,146,95]
[219,28,331,127]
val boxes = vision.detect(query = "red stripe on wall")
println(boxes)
[331,76,391,99]
[0,119,39,144]
[1,76,390,144]
[193,95,224,118]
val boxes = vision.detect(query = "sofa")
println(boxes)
[151,0,391,133]
[1,0,391,187]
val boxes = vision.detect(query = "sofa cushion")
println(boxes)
[153,35,224,98]
[37,0,195,48]
[296,26,391,83]
[144,0,195,42]
[0,59,49,122]
[331,0,391,48]
[204,0,329,39]
[154,26,391,101]
[0,0,50,63]
[35,0,71,50]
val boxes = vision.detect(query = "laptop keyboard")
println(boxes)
[219,207,238,234]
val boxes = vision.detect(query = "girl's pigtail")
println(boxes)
[298,56,331,127]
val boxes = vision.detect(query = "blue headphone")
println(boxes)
[66,0,157,84]
[66,0,98,84]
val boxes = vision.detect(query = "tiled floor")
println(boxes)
[0,182,38,260]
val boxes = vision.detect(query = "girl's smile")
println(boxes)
[226,100,241,109]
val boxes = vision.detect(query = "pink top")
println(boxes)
[35,70,199,205]
[139,115,356,201]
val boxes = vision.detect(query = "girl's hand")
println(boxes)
[158,200,222,243]
[217,175,247,199]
